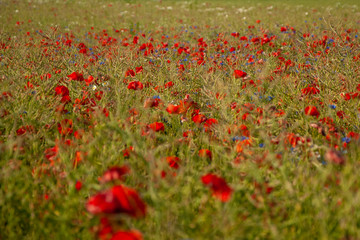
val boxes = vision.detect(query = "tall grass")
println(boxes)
[1,0,360,239]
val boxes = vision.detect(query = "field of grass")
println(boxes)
[1,0,360,239]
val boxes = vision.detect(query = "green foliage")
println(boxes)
[0,0,360,239]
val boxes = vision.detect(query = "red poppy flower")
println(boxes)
[348,131,360,140]
[44,145,58,162]
[234,70,247,79]
[110,185,146,218]
[148,122,164,132]
[1,91,12,101]
[166,156,181,169]
[204,118,218,131]
[100,166,130,183]
[301,86,320,95]
[86,185,146,218]
[75,181,82,191]
[55,85,71,103]
[123,146,134,158]
[16,125,34,136]
[95,91,104,101]
[125,69,135,77]
[86,191,118,215]
[166,104,180,114]
[144,98,162,108]
[342,92,359,101]
[164,81,174,88]
[85,75,94,86]
[73,151,86,167]
[336,111,345,119]
[286,133,302,147]
[198,149,212,160]
[55,85,69,97]
[135,66,143,74]
[304,106,320,118]
[192,114,207,124]
[57,119,73,136]
[182,130,193,138]
[236,138,252,153]
[60,95,71,104]
[110,230,143,240]
[74,129,84,139]
[133,36,139,44]
[201,173,233,202]
[98,217,113,240]
[178,98,195,114]
[127,81,143,90]
[16,127,27,136]
[68,72,84,81]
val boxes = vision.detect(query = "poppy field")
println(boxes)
[1,0,360,239]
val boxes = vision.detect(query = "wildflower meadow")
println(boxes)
[1,0,360,239]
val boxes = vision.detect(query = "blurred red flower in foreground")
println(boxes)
[325,149,345,165]
[304,106,320,118]
[86,185,146,218]
[110,230,143,240]
[201,173,233,202]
